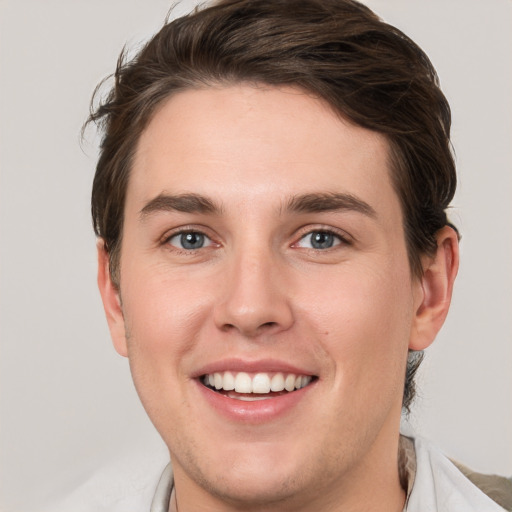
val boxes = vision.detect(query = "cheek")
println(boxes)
[296,262,414,390]
[120,265,215,376]
[119,270,216,435]
[300,261,413,335]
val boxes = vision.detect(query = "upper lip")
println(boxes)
[191,358,316,378]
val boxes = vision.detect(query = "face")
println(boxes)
[99,85,454,510]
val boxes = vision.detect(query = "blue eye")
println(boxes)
[168,231,212,250]
[297,230,342,250]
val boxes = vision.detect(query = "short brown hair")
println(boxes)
[88,0,456,410]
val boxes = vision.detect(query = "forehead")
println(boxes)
[129,85,399,220]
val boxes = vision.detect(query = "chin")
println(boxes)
[174,438,322,507]
[200,466,312,508]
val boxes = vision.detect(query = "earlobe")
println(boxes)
[409,226,459,351]
[96,240,128,357]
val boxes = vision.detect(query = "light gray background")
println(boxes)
[1,1,511,511]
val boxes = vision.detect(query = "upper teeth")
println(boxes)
[202,372,312,394]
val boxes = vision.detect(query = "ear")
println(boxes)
[409,225,459,351]
[97,239,128,357]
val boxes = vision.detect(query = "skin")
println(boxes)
[98,85,458,511]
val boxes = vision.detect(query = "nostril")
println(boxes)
[254,321,281,334]
[220,323,236,332]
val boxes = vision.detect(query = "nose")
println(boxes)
[214,247,294,338]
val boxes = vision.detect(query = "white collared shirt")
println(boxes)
[405,436,506,511]
[37,435,509,511]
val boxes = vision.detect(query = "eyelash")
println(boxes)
[293,228,352,250]
[161,226,351,253]
[163,228,216,252]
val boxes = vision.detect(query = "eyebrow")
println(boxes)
[139,191,376,220]
[284,192,376,218]
[139,193,223,219]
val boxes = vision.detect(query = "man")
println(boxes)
[88,0,511,510]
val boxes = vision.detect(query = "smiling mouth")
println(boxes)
[200,371,316,401]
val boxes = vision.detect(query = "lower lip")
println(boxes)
[195,379,316,423]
